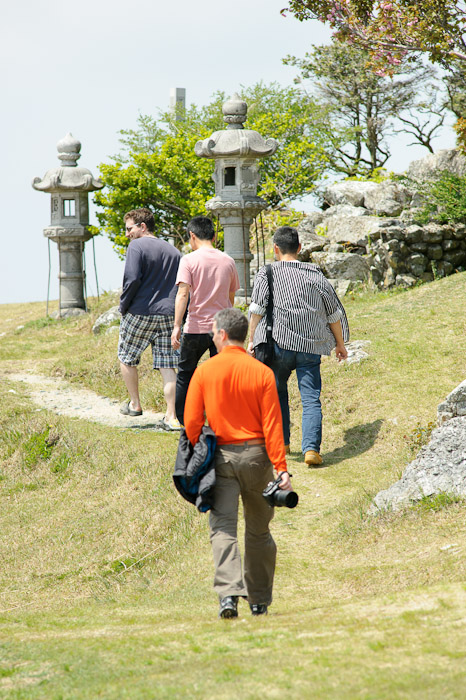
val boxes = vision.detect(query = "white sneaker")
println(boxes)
[162,417,182,431]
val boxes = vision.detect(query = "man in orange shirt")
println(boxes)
[184,308,292,619]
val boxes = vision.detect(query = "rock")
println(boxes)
[327,279,356,297]
[325,215,391,247]
[92,306,122,335]
[323,181,379,208]
[344,340,371,364]
[312,252,370,281]
[370,416,466,512]
[407,148,466,181]
[297,212,325,235]
[395,274,417,287]
[437,380,466,425]
[324,204,369,218]
[364,182,410,216]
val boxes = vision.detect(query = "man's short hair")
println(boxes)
[187,216,215,241]
[215,308,248,343]
[124,208,155,232]
[273,226,300,254]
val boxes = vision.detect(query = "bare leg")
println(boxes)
[120,362,142,412]
[159,368,177,420]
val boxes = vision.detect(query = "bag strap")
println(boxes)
[265,264,274,338]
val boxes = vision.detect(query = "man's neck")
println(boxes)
[196,240,214,250]
[278,253,298,261]
[220,341,244,351]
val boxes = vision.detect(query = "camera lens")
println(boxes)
[274,489,299,508]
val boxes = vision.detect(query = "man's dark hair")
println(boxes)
[124,208,155,232]
[273,226,300,254]
[187,216,215,241]
[215,308,248,343]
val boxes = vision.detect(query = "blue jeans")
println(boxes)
[271,343,322,454]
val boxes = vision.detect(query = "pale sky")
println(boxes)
[1,0,455,304]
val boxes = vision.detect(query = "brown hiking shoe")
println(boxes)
[304,450,323,466]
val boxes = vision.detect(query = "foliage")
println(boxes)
[94,83,330,256]
[281,1,466,74]
[416,170,466,223]
[413,492,464,512]
[285,41,441,175]
[404,421,436,454]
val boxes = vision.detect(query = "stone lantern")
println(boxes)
[195,95,278,298]
[32,133,103,317]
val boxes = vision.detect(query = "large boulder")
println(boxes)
[325,215,393,247]
[371,416,466,512]
[407,148,466,181]
[371,380,466,512]
[312,252,370,281]
[363,182,411,217]
[323,181,379,208]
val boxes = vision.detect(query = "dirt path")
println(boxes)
[3,372,168,431]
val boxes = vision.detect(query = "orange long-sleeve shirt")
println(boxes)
[184,345,287,472]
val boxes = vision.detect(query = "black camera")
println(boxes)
[263,476,299,509]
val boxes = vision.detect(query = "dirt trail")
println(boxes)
[3,372,167,431]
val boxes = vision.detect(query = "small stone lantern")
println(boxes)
[195,95,278,298]
[32,133,103,317]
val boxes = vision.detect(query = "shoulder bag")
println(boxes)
[254,264,275,367]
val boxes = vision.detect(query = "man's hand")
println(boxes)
[247,341,255,357]
[335,343,348,362]
[171,324,182,350]
[277,471,292,491]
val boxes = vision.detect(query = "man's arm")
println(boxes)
[119,245,141,315]
[183,370,206,445]
[329,320,348,361]
[229,291,236,305]
[247,312,263,356]
[261,371,292,490]
[171,282,190,350]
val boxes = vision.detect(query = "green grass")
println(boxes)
[1,274,466,698]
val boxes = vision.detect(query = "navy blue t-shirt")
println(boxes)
[119,236,181,316]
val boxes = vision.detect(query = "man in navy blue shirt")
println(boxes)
[118,208,182,429]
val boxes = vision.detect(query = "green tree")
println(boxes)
[281,1,466,74]
[284,42,442,176]
[94,83,330,256]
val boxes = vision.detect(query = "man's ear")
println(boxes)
[297,243,302,253]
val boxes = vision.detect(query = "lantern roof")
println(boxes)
[32,133,103,192]
[195,94,278,159]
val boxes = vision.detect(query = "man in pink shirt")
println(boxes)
[171,216,240,424]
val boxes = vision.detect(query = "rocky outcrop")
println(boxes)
[407,148,466,181]
[371,381,466,512]
[437,380,466,424]
[297,154,466,293]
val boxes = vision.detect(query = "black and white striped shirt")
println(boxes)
[249,261,350,356]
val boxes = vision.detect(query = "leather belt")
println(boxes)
[220,438,266,447]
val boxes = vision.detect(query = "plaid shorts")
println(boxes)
[118,312,180,369]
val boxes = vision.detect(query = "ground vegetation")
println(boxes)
[1,272,466,696]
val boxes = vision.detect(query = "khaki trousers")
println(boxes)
[209,443,276,605]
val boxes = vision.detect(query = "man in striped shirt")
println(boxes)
[248,226,349,467]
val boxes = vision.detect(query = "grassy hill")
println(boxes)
[1,275,466,699]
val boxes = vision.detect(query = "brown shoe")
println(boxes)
[285,445,290,455]
[304,450,323,466]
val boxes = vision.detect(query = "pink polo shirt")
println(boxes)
[176,247,240,333]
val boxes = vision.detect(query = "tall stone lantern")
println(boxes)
[195,95,278,298]
[32,133,103,317]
